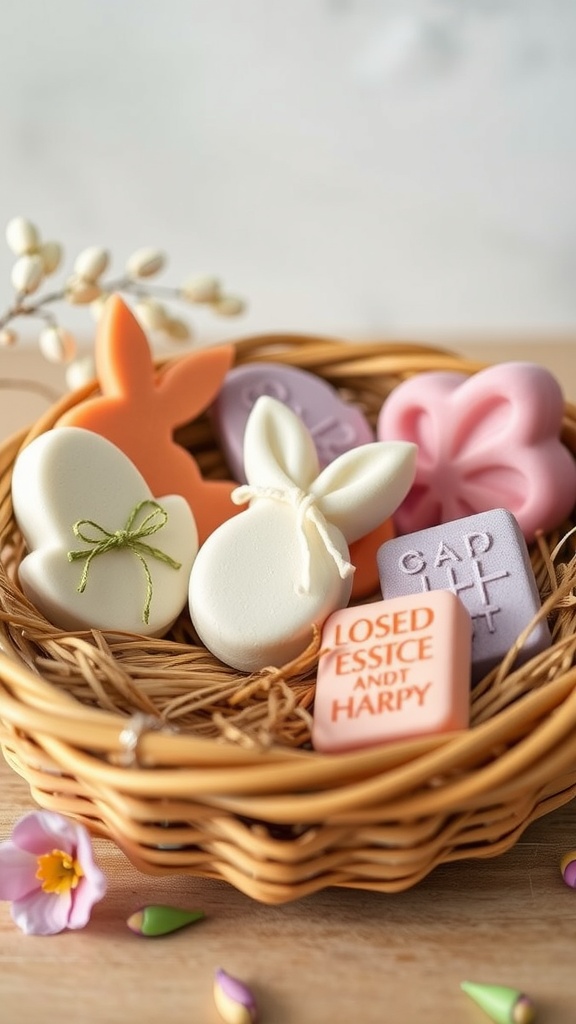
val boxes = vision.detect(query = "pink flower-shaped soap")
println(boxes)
[377,362,576,541]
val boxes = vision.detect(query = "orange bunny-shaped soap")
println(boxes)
[58,295,241,544]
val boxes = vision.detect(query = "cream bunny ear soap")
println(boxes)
[11,426,198,636]
[188,396,417,672]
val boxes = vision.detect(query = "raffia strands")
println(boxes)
[1,333,576,904]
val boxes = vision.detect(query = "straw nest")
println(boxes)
[0,333,576,904]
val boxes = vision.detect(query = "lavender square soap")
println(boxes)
[377,508,551,682]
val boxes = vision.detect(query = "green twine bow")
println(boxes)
[68,499,182,624]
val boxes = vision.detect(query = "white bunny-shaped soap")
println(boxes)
[12,426,198,636]
[188,396,417,671]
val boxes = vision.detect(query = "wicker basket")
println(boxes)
[1,333,576,905]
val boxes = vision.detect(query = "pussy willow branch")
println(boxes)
[0,277,202,331]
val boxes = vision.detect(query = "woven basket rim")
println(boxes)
[2,640,576,765]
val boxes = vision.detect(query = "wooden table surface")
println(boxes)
[1,340,576,1024]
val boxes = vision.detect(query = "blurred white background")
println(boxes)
[0,0,575,352]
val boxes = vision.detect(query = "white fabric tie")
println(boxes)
[232,484,355,595]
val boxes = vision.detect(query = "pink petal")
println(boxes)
[11,887,72,936]
[67,828,107,928]
[73,821,101,872]
[65,825,107,928]
[68,873,106,929]
[449,362,564,452]
[0,842,40,900]
[12,811,77,856]
[449,391,516,455]
[458,465,529,510]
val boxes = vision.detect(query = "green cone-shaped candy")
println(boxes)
[127,904,205,937]
[461,981,535,1024]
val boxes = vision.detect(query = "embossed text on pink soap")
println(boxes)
[312,590,472,753]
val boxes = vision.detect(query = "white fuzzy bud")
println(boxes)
[126,247,166,279]
[65,276,102,305]
[5,216,40,256]
[214,294,245,317]
[40,240,62,275]
[38,325,77,364]
[164,317,192,341]
[74,246,109,282]
[65,353,96,390]
[181,274,221,304]
[11,254,44,295]
[0,327,18,346]
[89,294,110,321]
[135,299,169,332]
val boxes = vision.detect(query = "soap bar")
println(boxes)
[189,396,417,672]
[312,590,472,753]
[377,508,551,682]
[212,360,375,479]
[377,362,576,541]
[57,294,241,545]
[11,426,198,636]
[212,358,387,599]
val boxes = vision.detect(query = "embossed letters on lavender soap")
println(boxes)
[212,360,374,481]
[377,508,551,682]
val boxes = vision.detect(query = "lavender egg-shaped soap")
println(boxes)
[212,361,374,482]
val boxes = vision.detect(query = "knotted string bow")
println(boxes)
[68,499,182,624]
[231,484,354,595]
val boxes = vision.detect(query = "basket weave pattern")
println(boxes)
[1,334,576,904]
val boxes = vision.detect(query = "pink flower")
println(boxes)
[0,810,107,935]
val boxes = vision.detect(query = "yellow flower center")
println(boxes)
[35,848,84,895]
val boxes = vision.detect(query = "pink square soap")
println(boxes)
[312,590,472,754]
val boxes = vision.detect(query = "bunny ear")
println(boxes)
[96,295,156,398]
[156,343,235,427]
[243,396,319,489]
[311,441,417,543]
